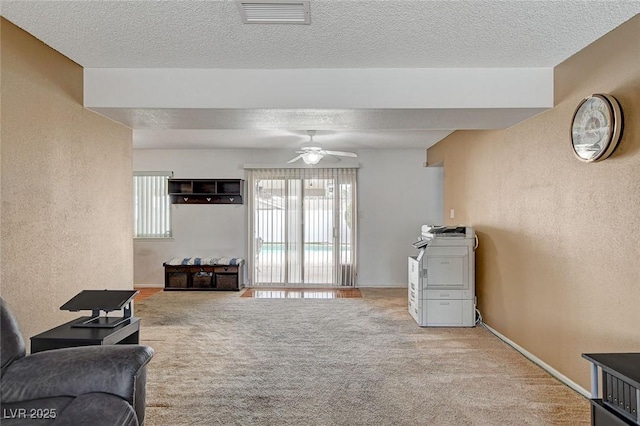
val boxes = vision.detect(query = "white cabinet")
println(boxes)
[425,299,475,326]
[408,227,476,327]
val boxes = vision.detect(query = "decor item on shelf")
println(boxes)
[287,130,357,165]
[570,93,623,163]
[168,178,244,204]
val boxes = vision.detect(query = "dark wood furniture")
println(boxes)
[168,178,244,204]
[163,263,244,291]
[30,317,140,354]
[583,353,640,425]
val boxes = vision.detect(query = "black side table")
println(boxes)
[31,317,140,354]
[582,353,640,425]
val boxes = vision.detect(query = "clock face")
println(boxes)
[571,94,622,162]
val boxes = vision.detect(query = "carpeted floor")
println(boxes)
[136,289,590,425]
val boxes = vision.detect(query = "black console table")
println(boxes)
[31,317,140,354]
[582,353,640,425]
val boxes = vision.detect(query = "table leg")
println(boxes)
[590,363,599,399]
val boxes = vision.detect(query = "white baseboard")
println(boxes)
[134,283,163,288]
[482,323,590,398]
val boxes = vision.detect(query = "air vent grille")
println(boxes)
[237,0,310,24]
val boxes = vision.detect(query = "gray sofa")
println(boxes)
[0,298,154,425]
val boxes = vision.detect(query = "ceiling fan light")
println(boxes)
[302,151,322,165]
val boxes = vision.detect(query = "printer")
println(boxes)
[408,225,477,327]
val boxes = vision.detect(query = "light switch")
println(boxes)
[449,209,455,219]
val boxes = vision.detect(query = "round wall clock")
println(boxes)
[570,93,623,163]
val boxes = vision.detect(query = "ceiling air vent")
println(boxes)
[237,0,310,24]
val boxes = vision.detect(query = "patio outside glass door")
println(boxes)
[248,168,357,287]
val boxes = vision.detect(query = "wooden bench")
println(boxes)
[163,258,244,291]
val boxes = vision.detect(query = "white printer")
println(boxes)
[408,225,477,327]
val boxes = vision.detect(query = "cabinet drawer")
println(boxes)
[214,265,238,273]
[425,299,475,326]
[425,290,470,300]
[425,299,464,326]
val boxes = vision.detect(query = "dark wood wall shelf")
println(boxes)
[168,179,245,204]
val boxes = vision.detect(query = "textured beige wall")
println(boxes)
[0,19,133,348]
[428,14,640,391]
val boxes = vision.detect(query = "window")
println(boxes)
[133,172,172,239]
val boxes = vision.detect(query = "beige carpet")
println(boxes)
[136,289,589,425]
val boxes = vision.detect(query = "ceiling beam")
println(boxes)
[84,67,552,131]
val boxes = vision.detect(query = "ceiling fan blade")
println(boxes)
[322,155,341,163]
[287,155,303,164]
[323,150,358,158]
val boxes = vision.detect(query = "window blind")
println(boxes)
[248,168,357,287]
[133,172,172,239]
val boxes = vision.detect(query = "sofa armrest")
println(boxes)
[0,345,153,405]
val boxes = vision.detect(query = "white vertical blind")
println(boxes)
[133,172,172,239]
[248,168,357,287]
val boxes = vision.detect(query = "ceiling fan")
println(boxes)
[287,131,358,165]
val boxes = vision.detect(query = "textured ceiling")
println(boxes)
[3,0,639,69]
[2,1,639,150]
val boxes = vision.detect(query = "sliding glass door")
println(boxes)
[248,168,357,287]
